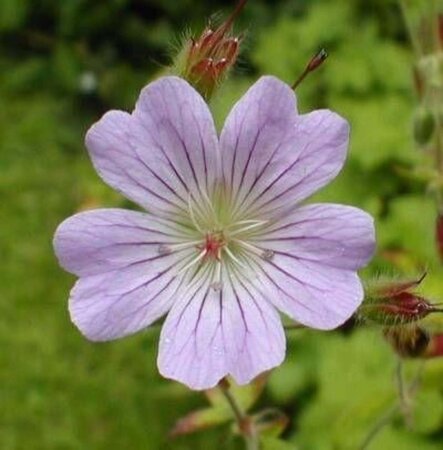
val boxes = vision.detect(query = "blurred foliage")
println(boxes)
[2,0,443,449]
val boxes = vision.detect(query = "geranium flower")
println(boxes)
[54,76,375,390]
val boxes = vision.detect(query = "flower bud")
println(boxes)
[413,107,435,146]
[176,0,246,99]
[359,274,442,326]
[384,326,430,358]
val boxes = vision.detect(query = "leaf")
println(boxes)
[261,436,298,450]
[411,389,443,434]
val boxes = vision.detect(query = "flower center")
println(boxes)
[199,232,226,261]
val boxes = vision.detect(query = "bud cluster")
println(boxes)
[360,273,443,359]
[176,0,246,99]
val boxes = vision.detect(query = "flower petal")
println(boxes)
[253,254,364,330]
[252,110,349,214]
[130,76,220,213]
[158,265,285,390]
[54,209,195,340]
[85,77,220,215]
[219,76,297,214]
[253,203,376,270]
[220,76,349,217]
[54,209,194,277]
[246,203,375,329]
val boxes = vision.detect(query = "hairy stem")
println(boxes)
[218,379,259,450]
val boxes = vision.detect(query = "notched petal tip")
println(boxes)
[135,75,205,112]
[248,75,298,111]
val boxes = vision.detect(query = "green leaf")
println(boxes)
[261,436,298,450]
[411,389,443,434]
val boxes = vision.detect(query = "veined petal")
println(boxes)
[244,110,349,217]
[54,209,194,277]
[244,203,375,329]
[220,76,349,217]
[85,111,182,214]
[85,77,220,215]
[219,76,297,214]
[252,253,364,330]
[130,76,220,212]
[158,264,285,390]
[253,203,375,270]
[53,209,196,341]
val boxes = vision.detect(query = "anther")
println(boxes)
[262,249,275,261]
[158,244,172,255]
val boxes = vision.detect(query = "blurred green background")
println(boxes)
[2,0,443,449]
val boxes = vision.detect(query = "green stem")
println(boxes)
[218,379,259,450]
[359,361,425,449]
[399,0,423,56]
[396,359,413,428]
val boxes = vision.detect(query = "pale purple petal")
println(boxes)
[220,76,349,217]
[158,265,285,390]
[250,110,349,215]
[246,203,375,329]
[85,111,178,214]
[255,256,363,330]
[220,76,297,214]
[54,209,194,340]
[85,77,219,215]
[253,203,375,270]
[130,76,220,212]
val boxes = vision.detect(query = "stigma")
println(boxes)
[199,232,226,260]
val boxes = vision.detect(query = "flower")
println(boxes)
[53,75,375,390]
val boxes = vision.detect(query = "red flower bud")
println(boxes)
[359,273,443,326]
[181,0,246,99]
[291,48,328,90]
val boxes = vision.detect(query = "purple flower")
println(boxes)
[54,76,375,390]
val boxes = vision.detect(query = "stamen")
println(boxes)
[228,219,269,236]
[157,240,204,255]
[211,280,222,291]
[262,249,275,261]
[176,249,207,276]
[188,195,205,233]
[223,245,249,270]
[201,188,219,226]
[233,239,263,256]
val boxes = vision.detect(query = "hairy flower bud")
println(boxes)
[359,274,442,326]
[384,326,430,358]
[175,0,246,99]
